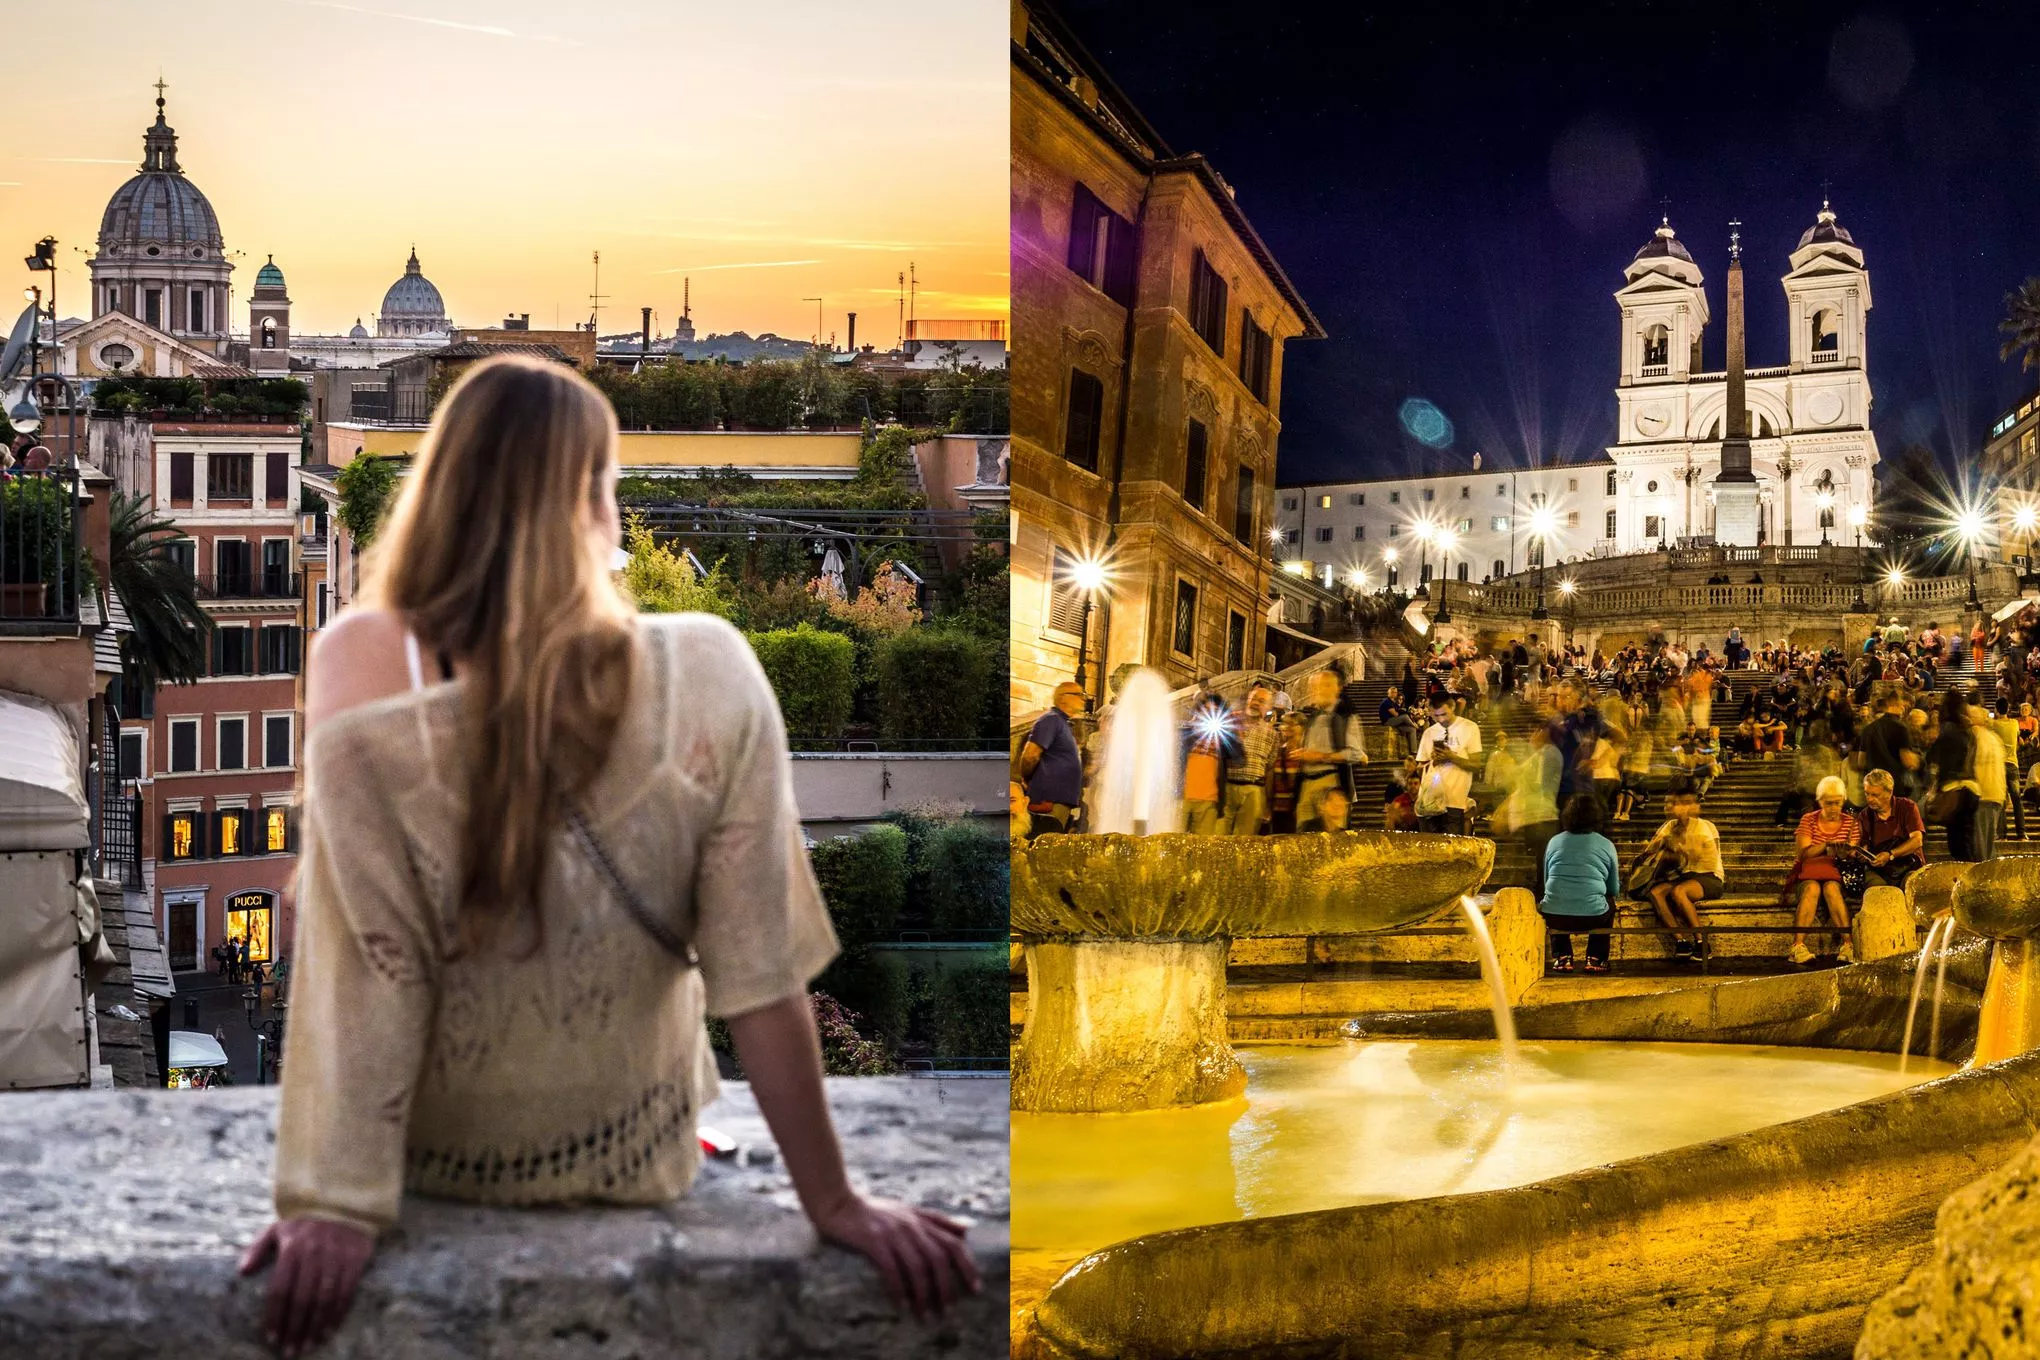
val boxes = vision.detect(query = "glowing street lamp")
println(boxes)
[1412,519,1436,599]
[1434,527,1460,624]
[1847,504,1871,611]
[1956,508,1986,611]
[1069,554,1109,695]
[1527,504,1557,619]
[1345,566,1370,591]
[1815,490,1834,546]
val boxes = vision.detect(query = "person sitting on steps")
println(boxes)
[1786,775,1860,967]
[1638,780,1724,966]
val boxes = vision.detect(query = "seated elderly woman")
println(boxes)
[1786,775,1860,966]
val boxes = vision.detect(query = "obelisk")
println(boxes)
[1712,219,1762,546]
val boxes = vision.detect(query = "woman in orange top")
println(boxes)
[1786,775,1860,966]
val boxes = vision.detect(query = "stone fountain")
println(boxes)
[1011,831,1494,1112]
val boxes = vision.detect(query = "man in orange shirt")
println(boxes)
[1180,690,1237,835]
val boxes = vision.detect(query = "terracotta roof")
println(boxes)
[190,363,256,379]
[379,341,574,368]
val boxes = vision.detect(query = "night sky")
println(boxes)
[1055,1,2040,486]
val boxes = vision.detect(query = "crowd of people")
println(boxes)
[1014,605,2040,970]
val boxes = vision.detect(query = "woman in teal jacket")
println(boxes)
[1541,792,1623,973]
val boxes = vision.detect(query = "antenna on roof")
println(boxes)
[588,250,607,333]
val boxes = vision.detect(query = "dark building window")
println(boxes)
[169,452,194,503]
[1063,369,1104,472]
[169,720,198,773]
[190,289,207,332]
[259,625,301,674]
[1239,310,1272,403]
[1606,509,1618,539]
[1172,579,1198,657]
[144,290,161,328]
[1065,182,1135,307]
[266,452,289,503]
[213,625,254,677]
[1048,546,1089,635]
[218,719,246,772]
[1183,419,1208,511]
[1226,611,1246,672]
[1493,559,1506,578]
[1457,562,1469,582]
[262,538,291,593]
[166,538,195,580]
[1644,515,1662,539]
[208,453,252,499]
[1234,467,1255,543]
[260,319,276,349]
[216,540,252,595]
[118,731,143,779]
[1189,249,1227,356]
[265,715,293,768]
[1354,525,1366,540]
[1314,526,1333,543]
[1606,470,1619,496]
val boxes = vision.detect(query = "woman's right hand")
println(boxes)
[811,1190,982,1320]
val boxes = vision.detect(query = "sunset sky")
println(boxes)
[6,0,1006,342]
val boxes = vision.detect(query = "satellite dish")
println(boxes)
[0,303,37,382]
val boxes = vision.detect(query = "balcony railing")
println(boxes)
[192,572,300,600]
[1640,364,1668,378]
[0,467,84,629]
[346,388,434,426]
[1812,349,1839,364]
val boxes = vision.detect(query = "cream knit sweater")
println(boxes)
[274,614,839,1235]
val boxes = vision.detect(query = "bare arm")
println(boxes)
[728,996,980,1317]
[1014,740,1044,783]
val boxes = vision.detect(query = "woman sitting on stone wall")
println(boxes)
[238,356,977,1357]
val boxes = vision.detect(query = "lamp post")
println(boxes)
[1816,491,1834,547]
[1528,505,1555,619]
[1382,546,1400,595]
[1557,577,1578,645]
[1070,556,1107,699]
[241,985,287,1085]
[1414,520,1434,599]
[1435,527,1458,624]
[1958,509,1985,613]
[1849,504,1869,613]
[1883,565,1905,615]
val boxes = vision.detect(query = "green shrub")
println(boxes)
[874,628,992,742]
[809,825,907,951]
[925,822,1008,935]
[621,514,738,618]
[747,624,854,739]
[0,475,76,589]
[932,952,1012,1061]
[811,992,896,1075]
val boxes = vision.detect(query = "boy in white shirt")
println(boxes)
[1413,698,1484,835]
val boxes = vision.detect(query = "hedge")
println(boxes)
[925,822,1008,934]
[810,826,910,1042]
[873,628,993,741]
[933,952,1012,1061]
[747,624,854,740]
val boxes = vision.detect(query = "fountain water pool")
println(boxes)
[1011,1038,1953,1330]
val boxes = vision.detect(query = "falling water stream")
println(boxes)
[1900,916,1956,1074]
[1457,895,1520,1078]
[1092,668,1180,837]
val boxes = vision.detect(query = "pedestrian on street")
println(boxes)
[240,355,977,1357]
[1016,681,1087,839]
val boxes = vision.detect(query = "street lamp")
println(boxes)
[1528,504,1556,619]
[1435,527,1459,624]
[1816,491,1834,547]
[1382,546,1400,593]
[1413,520,1435,599]
[1070,555,1107,697]
[1847,504,1870,610]
[1957,508,1986,612]
[1557,577,1578,643]
[241,986,287,1085]
[1345,566,1369,591]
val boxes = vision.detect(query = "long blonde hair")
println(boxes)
[359,354,636,955]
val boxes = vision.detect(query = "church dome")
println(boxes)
[97,93,222,254]
[1632,220,1694,265]
[349,318,369,339]
[380,248,446,318]
[1797,199,1856,249]
[255,256,285,288]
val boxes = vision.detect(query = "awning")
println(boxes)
[167,1031,229,1069]
[0,689,87,852]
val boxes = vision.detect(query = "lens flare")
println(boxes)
[1398,398,1455,449]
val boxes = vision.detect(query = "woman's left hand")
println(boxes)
[239,1218,375,1357]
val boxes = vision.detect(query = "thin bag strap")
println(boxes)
[567,806,698,967]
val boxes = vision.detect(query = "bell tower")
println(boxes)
[1782,195,1870,374]
[1614,212,1708,388]
[248,255,291,374]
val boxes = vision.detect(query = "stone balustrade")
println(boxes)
[0,1077,1009,1358]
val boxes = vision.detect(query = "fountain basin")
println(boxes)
[1020,1043,2040,1360]
[1012,831,1493,939]
[1011,832,1493,1112]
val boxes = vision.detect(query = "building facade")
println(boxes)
[1275,203,1880,580]
[1984,390,2040,564]
[376,248,452,337]
[131,425,305,973]
[1010,0,1323,717]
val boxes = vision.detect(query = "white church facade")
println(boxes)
[1275,200,1879,585]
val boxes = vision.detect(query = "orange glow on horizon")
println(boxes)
[7,2,1006,343]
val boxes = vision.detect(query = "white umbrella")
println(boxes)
[1993,598,2040,623]
[817,547,846,600]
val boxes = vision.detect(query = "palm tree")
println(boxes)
[2000,277,2040,373]
[109,490,211,693]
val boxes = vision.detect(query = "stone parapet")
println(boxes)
[0,1078,1008,1358]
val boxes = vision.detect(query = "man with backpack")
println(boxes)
[1291,668,1368,831]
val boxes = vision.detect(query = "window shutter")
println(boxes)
[1102,214,1136,306]
[170,452,193,501]
[209,629,222,677]
[266,451,288,504]
[161,814,176,860]
[285,807,299,855]
[1065,184,1103,278]
[1184,420,1208,510]
[287,626,302,673]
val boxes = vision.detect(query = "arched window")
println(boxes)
[1811,308,1838,358]
[1456,562,1469,582]
[1757,412,1774,438]
[260,317,277,350]
[1492,558,1506,578]
[1705,418,1721,440]
[1641,323,1669,372]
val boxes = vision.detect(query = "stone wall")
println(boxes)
[0,1078,1008,1358]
